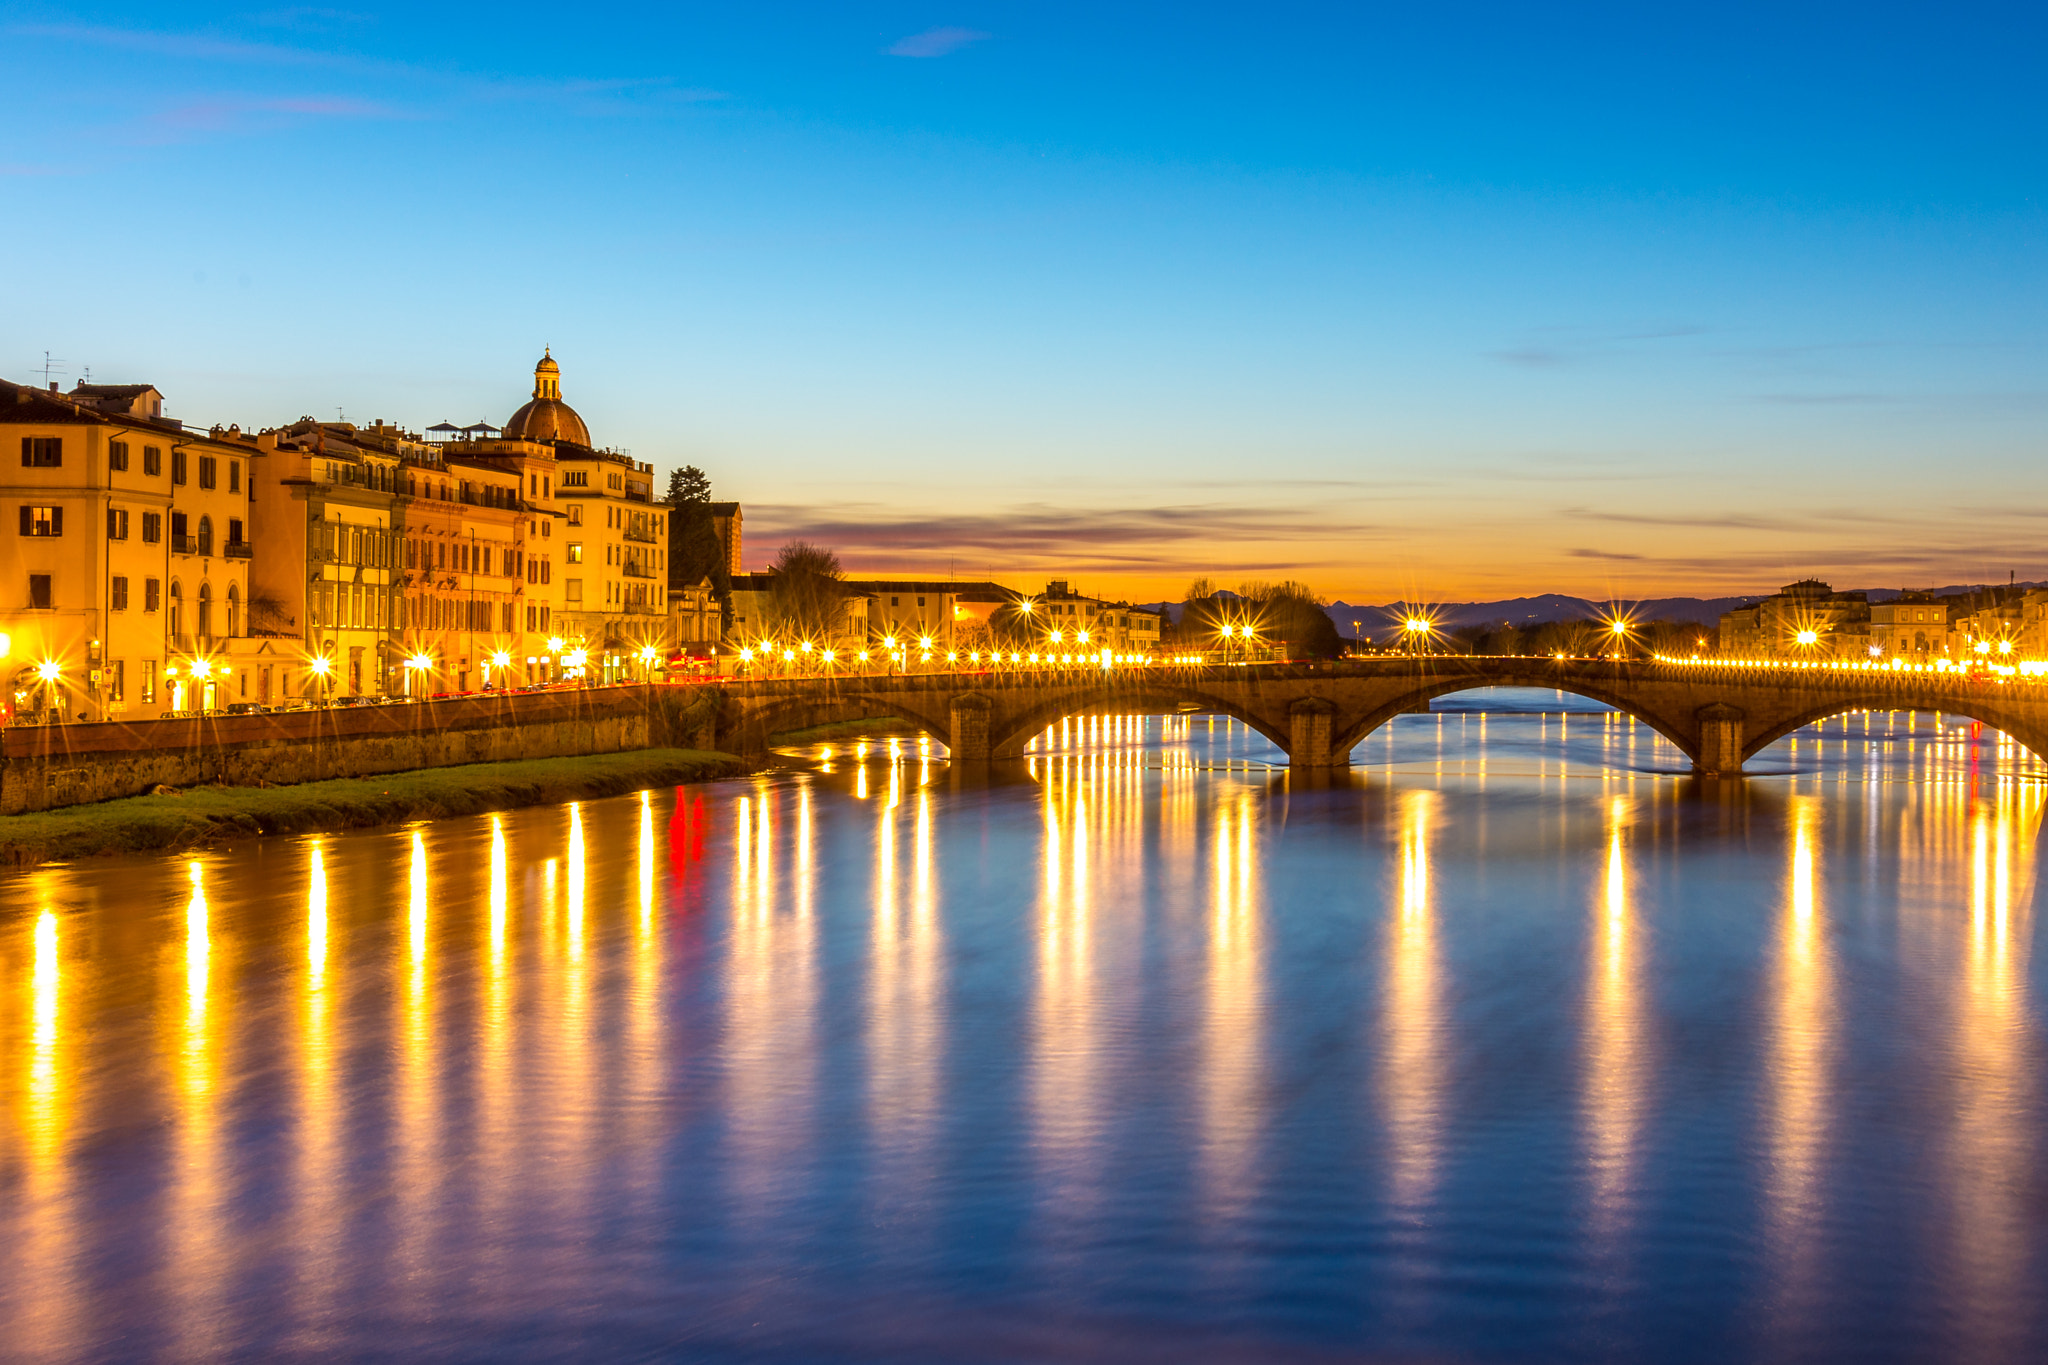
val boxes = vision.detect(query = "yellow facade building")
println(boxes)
[2,379,263,721]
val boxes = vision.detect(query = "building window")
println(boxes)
[169,582,182,638]
[144,445,162,476]
[568,505,583,525]
[227,584,240,637]
[145,578,161,612]
[228,517,244,550]
[112,576,130,610]
[918,596,926,607]
[28,574,53,609]
[108,507,129,540]
[229,461,241,493]
[110,660,125,703]
[566,579,583,603]
[142,661,157,705]
[20,437,60,467]
[171,450,188,484]
[196,516,214,556]
[198,456,217,489]
[19,505,62,536]
[142,511,161,543]
[109,440,130,471]
[891,596,899,606]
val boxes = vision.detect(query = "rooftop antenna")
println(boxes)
[39,351,67,388]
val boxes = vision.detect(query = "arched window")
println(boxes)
[227,583,240,638]
[197,582,213,643]
[169,581,183,640]
[197,515,214,556]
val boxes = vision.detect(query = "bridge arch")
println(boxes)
[737,689,956,753]
[987,679,1293,759]
[1738,693,2048,766]
[1327,673,1704,767]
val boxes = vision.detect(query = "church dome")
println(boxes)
[503,348,590,447]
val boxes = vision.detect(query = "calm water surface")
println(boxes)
[4,689,2047,1362]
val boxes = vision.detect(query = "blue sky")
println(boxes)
[6,3,2045,600]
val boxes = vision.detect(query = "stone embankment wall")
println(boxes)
[1,685,720,815]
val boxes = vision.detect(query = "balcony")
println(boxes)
[171,534,215,556]
[623,525,658,544]
[621,562,654,579]
[223,540,252,559]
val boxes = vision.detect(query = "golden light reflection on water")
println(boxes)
[296,842,340,1340]
[14,899,74,1357]
[1034,756,1103,1198]
[1946,785,2041,1360]
[1583,798,1646,1238]
[396,831,438,1310]
[1763,796,1832,1325]
[1382,789,1442,1217]
[866,759,943,1184]
[1203,790,1263,1218]
[727,781,821,1209]
[168,859,225,1358]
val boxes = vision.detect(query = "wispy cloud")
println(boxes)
[250,7,372,33]
[1566,548,1646,561]
[742,501,1376,573]
[887,26,990,58]
[1488,322,1710,369]
[10,21,720,118]
[1753,391,1896,406]
[137,94,401,142]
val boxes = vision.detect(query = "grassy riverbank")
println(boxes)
[0,748,748,869]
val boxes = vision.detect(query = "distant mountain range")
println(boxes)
[1143,583,2045,638]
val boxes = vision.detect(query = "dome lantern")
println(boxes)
[503,347,590,446]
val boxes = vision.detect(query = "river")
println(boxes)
[2,688,2045,1361]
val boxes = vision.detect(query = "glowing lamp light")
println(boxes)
[1405,618,1429,633]
[739,648,754,662]
[823,649,836,663]
[564,649,588,669]
[1975,640,1991,655]
[1077,630,1090,644]
[1050,629,1064,645]
[1998,640,2013,654]
[308,657,332,677]
[0,631,11,658]
[858,651,870,662]
[406,653,433,670]
[494,650,514,668]
[919,636,933,650]
[799,641,812,653]
[638,646,657,662]
[1796,629,1819,645]
[37,660,61,682]
[189,659,212,679]
[1609,620,1629,636]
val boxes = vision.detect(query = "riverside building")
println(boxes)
[1,378,263,722]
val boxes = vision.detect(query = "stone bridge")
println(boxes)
[711,656,2048,775]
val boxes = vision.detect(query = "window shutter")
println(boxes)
[17,505,28,534]
[51,507,62,535]
[20,438,30,467]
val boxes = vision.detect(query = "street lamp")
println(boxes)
[308,654,333,706]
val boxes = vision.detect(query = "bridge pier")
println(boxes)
[949,693,992,763]
[1288,697,1347,769]
[1695,702,1746,776]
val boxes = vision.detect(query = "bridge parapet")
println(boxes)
[707,656,2048,774]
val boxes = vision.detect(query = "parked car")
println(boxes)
[223,702,269,715]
